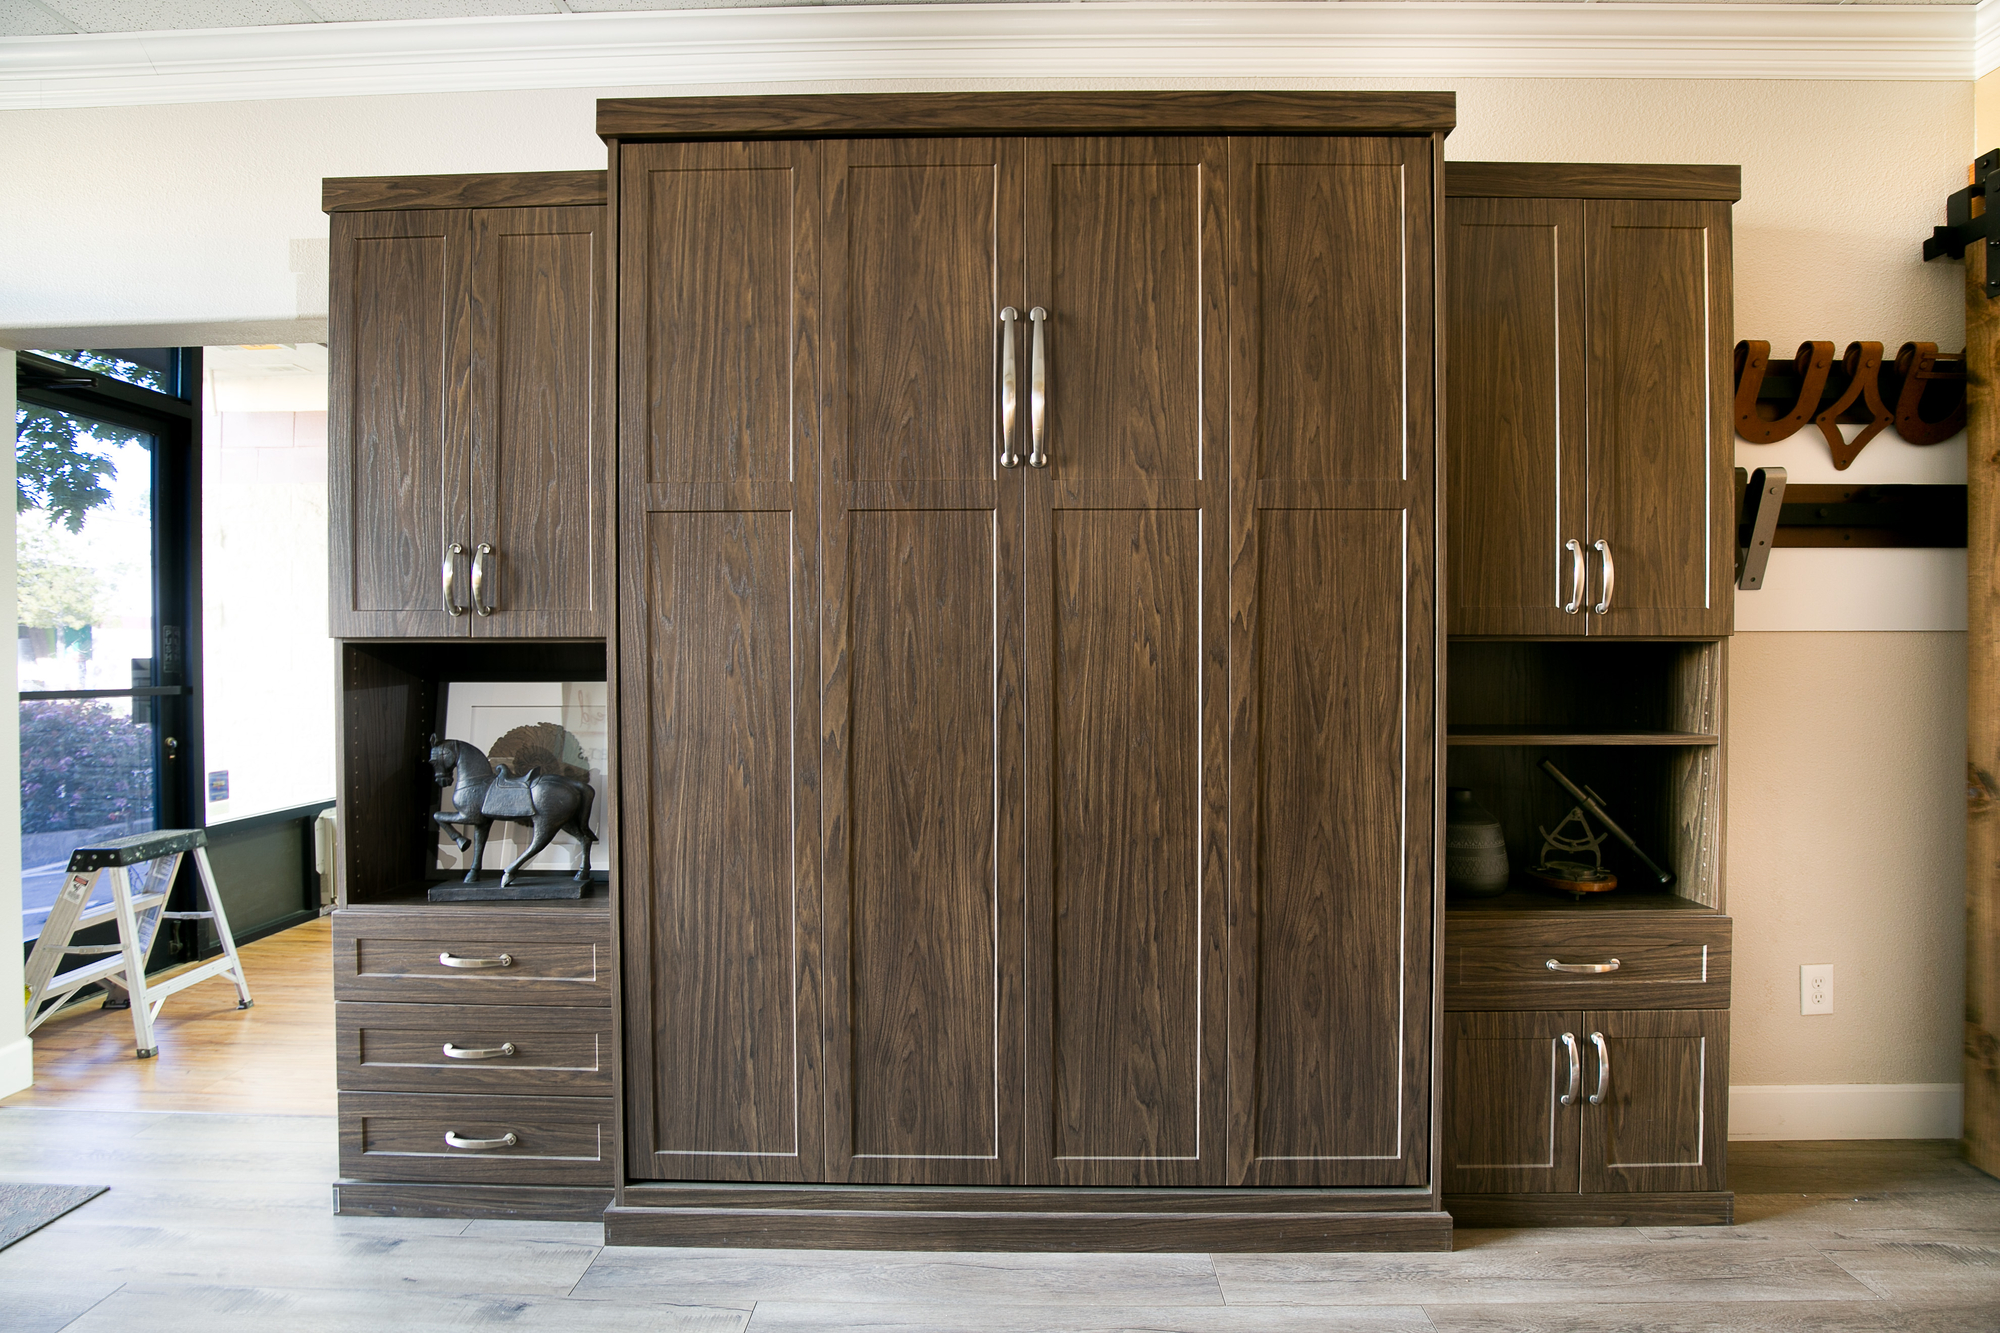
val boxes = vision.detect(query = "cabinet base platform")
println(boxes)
[606,1190,1453,1251]
[333,1181,613,1221]
[1444,1191,1733,1228]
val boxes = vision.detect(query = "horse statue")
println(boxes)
[427,737,597,887]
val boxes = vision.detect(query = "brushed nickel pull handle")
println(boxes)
[1589,1031,1611,1105]
[1027,306,1049,468]
[442,1041,516,1060]
[1563,538,1586,614]
[1593,538,1616,614]
[1559,1032,1582,1106]
[444,1130,518,1150]
[438,951,512,970]
[999,307,1022,469]
[471,543,495,616]
[442,542,467,616]
[1547,957,1620,974]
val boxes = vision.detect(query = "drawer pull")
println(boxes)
[444,1130,518,1151]
[1546,957,1620,974]
[1559,1032,1581,1106]
[1589,1031,1611,1105]
[438,952,513,970]
[442,1041,517,1060]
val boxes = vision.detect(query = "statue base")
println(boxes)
[428,874,586,903]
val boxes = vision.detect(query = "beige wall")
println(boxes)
[0,72,1974,1103]
[1979,68,2000,158]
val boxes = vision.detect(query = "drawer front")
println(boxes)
[339,1092,614,1186]
[1445,914,1730,1010]
[334,911,611,1006]
[337,1003,612,1096]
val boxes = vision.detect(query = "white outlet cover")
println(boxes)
[1801,963,1834,1016]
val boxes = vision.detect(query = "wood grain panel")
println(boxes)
[1045,508,1202,1164]
[1445,196,1587,637]
[635,511,809,1168]
[339,1092,613,1187]
[1444,913,1731,1012]
[1581,1008,1729,1194]
[467,205,606,635]
[337,1002,612,1096]
[333,1181,614,1221]
[324,170,607,212]
[1249,508,1407,1166]
[1245,148,1407,482]
[329,209,467,637]
[1442,1010,1581,1196]
[1442,1191,1732,1227]
[844,510,1002,1163]
[623,141,806,486]
[1034,140,1211,482]
[1584,199,1733,637]
[1445,162,1740,202]
[332,910,611,1006]
[337,645,434,906]
[831,143,1000,481]
[597,91,1457,140]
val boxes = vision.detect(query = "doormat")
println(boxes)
[0,1183,107,1250]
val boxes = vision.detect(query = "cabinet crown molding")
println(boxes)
[322,171,607,213]
[1446,162,1741,202]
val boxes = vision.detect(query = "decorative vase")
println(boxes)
[1445,787,1510,897]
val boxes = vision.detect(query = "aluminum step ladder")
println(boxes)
[23,828,252,1058]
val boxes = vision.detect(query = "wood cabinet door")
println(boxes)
[1442,1011,1582,1195]
[1019,136,1230,1187]
[1583,199,1733,637]
[818,138,1027,1185]
[328,208,470,637]
[1580,1008,1728,1193]
[465,205,608,637]
[1445,197,1588,637]
[1224,135,1437,1187]
[618,140,825,1182]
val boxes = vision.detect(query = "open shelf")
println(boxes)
[1448,726,1719,747]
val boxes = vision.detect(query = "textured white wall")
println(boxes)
[0,72,1973,1098]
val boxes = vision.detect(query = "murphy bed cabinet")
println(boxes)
[326,171,610,638]
[1440,162,1737,1226]
[604,92,1448,1250]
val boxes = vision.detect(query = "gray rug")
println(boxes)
[0,1183,107,1250]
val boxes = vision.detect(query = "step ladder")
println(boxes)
[23,828,252,1058]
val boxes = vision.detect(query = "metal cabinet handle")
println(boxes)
[437,951,512,970]
[1589,1031,1611,1105]
[1593,538,1616,614]
[442,1041,516,1060]
[442,542,467,616]
[444,1130,518,1150]
[999,307,1022,468]
[1559,1032,1582,1106]
[471,543,495,616]
[1546,957,1620,974]
[1027,306,1049,468]
[1563,538,1585,614]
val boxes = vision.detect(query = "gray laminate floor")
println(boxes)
[1,1109,1995,1332]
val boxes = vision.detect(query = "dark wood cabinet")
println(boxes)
[1445,166,1736,638]
[609,95,1443,1242]
[327,175,609,638]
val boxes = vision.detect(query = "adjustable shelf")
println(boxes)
[1447,726,1720,747]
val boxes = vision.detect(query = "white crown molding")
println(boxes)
[0,3,1978,111]
[1978,0,2000,78]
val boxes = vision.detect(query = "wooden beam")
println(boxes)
[1968,239,2000,1180]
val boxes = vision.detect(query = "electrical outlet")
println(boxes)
[1801,963,1833,1016]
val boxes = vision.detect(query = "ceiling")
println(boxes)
[0,0,1969,40]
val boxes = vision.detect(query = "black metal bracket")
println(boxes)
[1924,149,2000,297]
[1734,466,1786,590]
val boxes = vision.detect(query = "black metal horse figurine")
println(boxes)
[428,738,597,886]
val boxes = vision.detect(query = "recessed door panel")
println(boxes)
[1442,1010,1582,1196]
[1582,1008,1728,1193]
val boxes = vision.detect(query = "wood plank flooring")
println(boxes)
[2,918,1996,1330]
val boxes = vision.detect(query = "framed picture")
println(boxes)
[432,680,608,876]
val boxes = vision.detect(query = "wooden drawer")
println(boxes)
[339,1092,614,1186]
[1444,912,1730,1010]
[334,909,611,1006]
[337,1003,612,1096]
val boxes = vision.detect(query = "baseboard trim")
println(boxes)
[332,1181,612,1221]
[1729,1083,1963,1141]
[0,1034,31,1098]
[1445,1191,1733,1228]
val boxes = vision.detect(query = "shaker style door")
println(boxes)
[818,137,1029,1185]
[1580,1008,1729,1193]
[1442,1011,1584,1196]
[1445,196,1589,637]
[1582,198,1734,637]
[329,207,471,637]
[1224,135,1437,1188]
[464,205,609,637]
[618,139,827,1182]
[1019,136,1230,1187]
